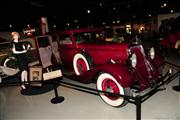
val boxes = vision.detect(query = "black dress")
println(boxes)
[12,42,28,71]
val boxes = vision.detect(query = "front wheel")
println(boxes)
[96,73,129,107]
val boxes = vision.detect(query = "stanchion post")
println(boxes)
[136,95,141,120]
[51,79,64,104]
[179,71,180,86]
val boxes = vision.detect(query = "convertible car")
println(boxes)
[2,27,164,107]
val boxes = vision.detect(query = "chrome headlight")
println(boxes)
[149,47,155,60]
[130,53,137,68]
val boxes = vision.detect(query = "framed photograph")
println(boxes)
[29,66,42,86]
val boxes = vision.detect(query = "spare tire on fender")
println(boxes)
[1,56,19,76]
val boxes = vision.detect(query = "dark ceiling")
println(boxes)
[0,0,179,31]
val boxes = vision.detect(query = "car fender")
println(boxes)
[70,63,133,88]
[80,50,94,67]
[98,63,133,88]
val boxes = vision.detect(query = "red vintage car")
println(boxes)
[2,27,164,107]
[49,28,163,107]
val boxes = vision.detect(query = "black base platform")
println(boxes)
[172,86,180,92]
[51,96,65,104]
[21,84,54,95]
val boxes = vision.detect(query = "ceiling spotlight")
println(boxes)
[9,25,12,28]
[149,14,151,17]
[100,3,103,7]
[67,23,70,26]
[87,10,91,14]
[170,10,174,13]
[161,3,167,8]
[163,3,167,7]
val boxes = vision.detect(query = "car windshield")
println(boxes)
[74,28,128,44]
[74,31,103,44]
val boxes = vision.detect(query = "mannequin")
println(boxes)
[11,32,30,90]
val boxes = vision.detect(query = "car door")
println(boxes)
[57,32,77,68]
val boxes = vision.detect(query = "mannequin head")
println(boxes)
[11,32,20,41]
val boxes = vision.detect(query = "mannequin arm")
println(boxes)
[12,44,27,54]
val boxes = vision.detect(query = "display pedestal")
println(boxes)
[20,78,65,104]
[20,83,54,95]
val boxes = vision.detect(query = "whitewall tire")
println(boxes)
[2,56,19,76]
[96,73,127,107]
[73,53,90,75]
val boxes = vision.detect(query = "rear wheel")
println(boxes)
[96,73,129,107]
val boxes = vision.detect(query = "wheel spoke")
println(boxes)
[76,58,88,74]
[102,79,120,100]
[97,73,126,107]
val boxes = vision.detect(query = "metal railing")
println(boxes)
[0,61,180,120]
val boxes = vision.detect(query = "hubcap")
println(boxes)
[102,79,120,100]
[76,58,88,74]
